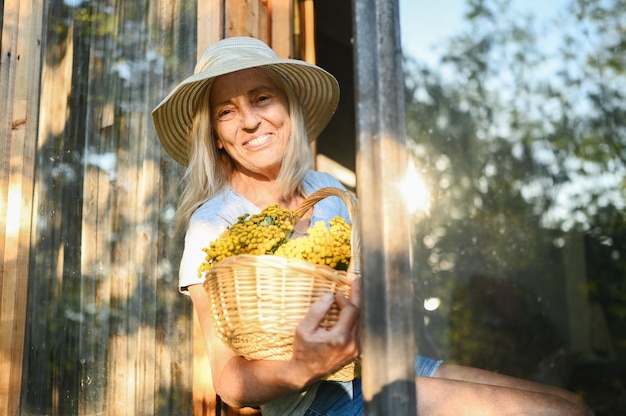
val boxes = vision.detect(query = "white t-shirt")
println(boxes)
[178,170,349,293]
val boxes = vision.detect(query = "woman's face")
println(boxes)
[210,68,291,179]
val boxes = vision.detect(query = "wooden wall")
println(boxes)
[0,1,304,415]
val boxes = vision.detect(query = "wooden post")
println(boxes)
[271,0,294,58]
[197,0,224,58]
[299,0,316,63]
[0,0,44,414]
[352,0,418,414]
[194,4,226,413]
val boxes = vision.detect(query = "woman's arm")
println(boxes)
[188,279,360,408]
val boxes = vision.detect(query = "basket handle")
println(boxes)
[293,187,361,279]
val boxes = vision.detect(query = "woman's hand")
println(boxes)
[190,278,361,407]
[288,278,361,385]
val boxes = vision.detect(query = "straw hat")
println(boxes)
[152,37,340,166]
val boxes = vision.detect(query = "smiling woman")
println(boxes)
[152,37,364,414]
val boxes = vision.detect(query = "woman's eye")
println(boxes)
[218,108,233,119]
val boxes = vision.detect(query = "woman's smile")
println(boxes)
[243,133,272,149]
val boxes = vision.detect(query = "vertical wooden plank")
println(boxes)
[0,0,44,415]
[23,4,81,412]
[270,0,293,58]
[194,1,226,415]
[198,0,224,58]
[258,0,271,45]
[87,5,133,412]
[79,162,113,416]
[77,4,113,412]
[149,0,195,410]
[192,313,219,416]
[224,0,271,42]
[100,5,160,408]
[352,0,418,414]
[299,0,316,63]
[225,0,253,37]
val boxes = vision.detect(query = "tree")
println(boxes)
[404,1,626,413]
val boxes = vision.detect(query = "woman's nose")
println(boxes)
[240,106,261,130]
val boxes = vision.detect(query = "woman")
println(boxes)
[152,37,592,415]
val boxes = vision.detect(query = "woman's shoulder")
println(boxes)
[190,188,257,228]
[303,170,346,191]
[303,171,351,222]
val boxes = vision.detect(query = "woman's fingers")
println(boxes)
[329,288,360,348]
[299,278,360,337]
[291,286,361,378]
[297,287,360,342]
[297,291,335,335]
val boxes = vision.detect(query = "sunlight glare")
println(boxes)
[400,159,431,216]
[6,188,22,236]
[424,297,441,311]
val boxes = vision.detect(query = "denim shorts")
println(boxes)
[303,356,442,416]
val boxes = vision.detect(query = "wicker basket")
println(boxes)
[202,187,361,382]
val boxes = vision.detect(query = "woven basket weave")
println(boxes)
[203,187,361,382]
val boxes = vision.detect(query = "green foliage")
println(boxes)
[404,1,626,413]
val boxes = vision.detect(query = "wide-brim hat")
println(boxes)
[152,36,340,166]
